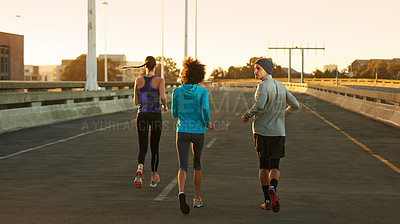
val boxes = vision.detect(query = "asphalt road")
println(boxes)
[1,91,399,224]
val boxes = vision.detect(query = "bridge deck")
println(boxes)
[1,92,399,224]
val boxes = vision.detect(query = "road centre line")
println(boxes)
[154,175,178,201]
[206,137,217,148]
[299,102,400,175]
[154,137,218,201]
[0,122,126,160]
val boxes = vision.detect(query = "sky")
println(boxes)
[1,0,400,75]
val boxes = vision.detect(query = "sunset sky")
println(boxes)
[1,0,400,75]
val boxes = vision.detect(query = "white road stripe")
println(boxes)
[154,175,178,201]
[235,112,240,116]
[206,137,217,148]
[0,123,121,160]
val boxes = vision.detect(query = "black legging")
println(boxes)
[136,112,162,172]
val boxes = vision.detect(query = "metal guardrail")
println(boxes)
[305,78,400,87]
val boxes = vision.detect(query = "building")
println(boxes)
[24,65,40,81]
[323,64,338,72]
[40,65,58,81]
[0,31,24,80]
[120,61,145,81]
[98,54,127,66]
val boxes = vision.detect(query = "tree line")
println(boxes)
[60,54,400,82]
[210,57,287,79]
[60,54,181,82]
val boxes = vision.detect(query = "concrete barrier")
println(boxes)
[0,82,176,134]
[284,83,400,129]
[207,81,400,129]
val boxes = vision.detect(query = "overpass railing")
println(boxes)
[305,78,400,87]
[0,81,179,133]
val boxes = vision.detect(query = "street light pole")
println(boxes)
[184,0,188,58]
[195,0,197,58]
[15,15,21,34]
[102,1,108,82]
[161,0,165,79]
[85,0,99,91]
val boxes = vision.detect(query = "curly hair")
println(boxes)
[181,57,206,84]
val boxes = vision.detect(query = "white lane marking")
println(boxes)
[206,137,217,148]
[154,175,178,201]
[0,123,121,160]
[235,112,240,116]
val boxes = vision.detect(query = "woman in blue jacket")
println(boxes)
[172,57,214,214]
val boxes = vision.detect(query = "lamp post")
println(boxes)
[195,0,197,58]
[102,1,108,82]
[161,0,165,79]
[85,0,99,91]
[15,14,21,34]
[184,0,188,58]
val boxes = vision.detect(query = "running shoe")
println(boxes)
[268,187,280,213]
[178,193,190,214]
[193,198,203,208]
[134,169,143,189]
[149,173,160,187]
[260,202,271,210]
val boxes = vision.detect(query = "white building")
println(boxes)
[323,64,338,72]
[98,54,127,66]
[39,65,57,81]
[24,65,40,81]
[120,61,145,82]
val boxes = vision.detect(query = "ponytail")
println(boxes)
[122,56,156,70]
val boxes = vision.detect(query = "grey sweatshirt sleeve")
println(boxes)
[285,89,300,116]
[243,83,267,118]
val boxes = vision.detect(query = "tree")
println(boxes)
[155,57,180,81]
[358,60,388,79]
[210,67,226,79]
[60,54,86,81]
[271,65,287,78]
[387,60,400,79]
[212,56,285,79]
[60,54,120,81]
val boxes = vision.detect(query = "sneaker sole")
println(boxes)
[149,175,160,187]
[260,203,271,210]
[268,188,280,213]
[134,171,143,189]
[179,194,190,214]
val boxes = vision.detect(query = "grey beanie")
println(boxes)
[255,58,273,75]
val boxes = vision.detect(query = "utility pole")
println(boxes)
[269,45,325,83]
[161,0,165,79]
[85,0,99,91]
[195,0,198,58]
[102,1,108,82]
[184,0,188,58]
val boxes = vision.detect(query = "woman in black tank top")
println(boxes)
[133,56,167,189]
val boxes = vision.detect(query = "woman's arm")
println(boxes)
[202,90,212,129]
[159,78,168,111]
[134,78,140,105]
[171,89,178,118]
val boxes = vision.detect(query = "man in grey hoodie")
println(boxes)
[242,58,300,213]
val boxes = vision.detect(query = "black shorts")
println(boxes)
[253,134,285,159]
